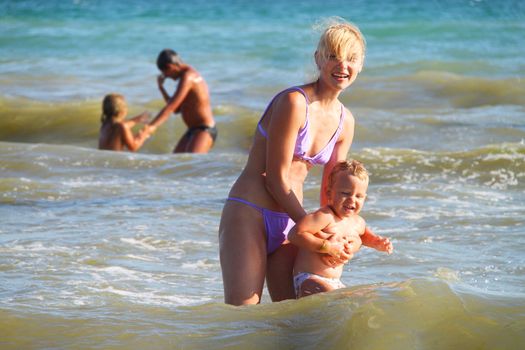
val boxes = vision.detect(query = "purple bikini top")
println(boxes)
[257,87,345,166]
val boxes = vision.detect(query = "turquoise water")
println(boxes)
[2,0,524,104]
[1,1,525,349]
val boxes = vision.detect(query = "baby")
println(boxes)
[288,160,393,298]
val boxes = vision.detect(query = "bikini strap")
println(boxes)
[257,86,309,138]
[227,197,262,213]
[339,103,345,128]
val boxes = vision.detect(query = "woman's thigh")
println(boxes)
[219,200,267,305]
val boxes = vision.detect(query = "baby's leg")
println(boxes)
[298,276,336,298]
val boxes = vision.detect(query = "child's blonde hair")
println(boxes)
[315,17,366,66]
[327,160,369,194]
[101,93,126,124]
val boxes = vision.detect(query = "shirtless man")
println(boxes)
[146,49,217,153]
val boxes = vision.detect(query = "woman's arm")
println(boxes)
[320,108,355,206]
[288,209,346,257]
[264,91,309,222]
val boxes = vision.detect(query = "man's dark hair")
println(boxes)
[156,49,183,70]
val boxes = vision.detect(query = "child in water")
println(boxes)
[98,93,150,151]
[288,160,393,298]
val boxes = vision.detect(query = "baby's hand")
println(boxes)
[144,124,157,135]
[139,112,150,123]
[375,236,393,254]
[137,128,150,141]
[138,124,153,139]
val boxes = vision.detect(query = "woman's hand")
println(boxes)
[320,234,358,267]
[344,234,362,255]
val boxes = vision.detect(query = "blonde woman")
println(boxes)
[219,18,370,305]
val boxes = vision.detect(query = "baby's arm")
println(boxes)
[361,226,393,254]
[120,122,150,152]
[124,112,150,128]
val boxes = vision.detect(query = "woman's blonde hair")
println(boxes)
[315,17,366,66]
[101,93,127,124]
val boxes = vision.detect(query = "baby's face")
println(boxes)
[329,172,368,218]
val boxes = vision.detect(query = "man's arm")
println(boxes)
[149,73,194,130]
[157,74,170,103]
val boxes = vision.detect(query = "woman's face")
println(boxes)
[317,49,363,91]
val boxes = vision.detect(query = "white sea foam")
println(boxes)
[120,237,158,251]
[126,254,158,262]
[133,225,150,232]
[7,241,71,253]
[485,169,518,189]
[97,266,146,280]
[434,267,460,281]
[97,286,212,306]
[178,239,214,248]
[181,259,215,270]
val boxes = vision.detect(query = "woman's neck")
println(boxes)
[312,79,341,108]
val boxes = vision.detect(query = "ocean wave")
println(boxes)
[0,97,258,153]
[359,143,524,189]
[1,278,523,349]
[1,140,523,197]
[1,94,524,156]
[343,71,525,110]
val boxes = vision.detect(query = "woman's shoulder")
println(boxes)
[276,86,308,103]
[270,87,309,116]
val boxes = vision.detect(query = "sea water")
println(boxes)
[1,1,524,349]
